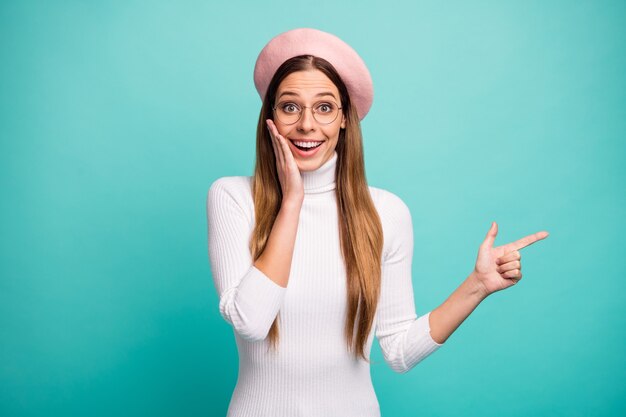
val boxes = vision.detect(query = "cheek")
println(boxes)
[326,125,342,141]
[274,123,292,138]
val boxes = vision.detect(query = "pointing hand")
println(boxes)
[473,222,549,297]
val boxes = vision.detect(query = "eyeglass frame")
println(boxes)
[272,100,343,126]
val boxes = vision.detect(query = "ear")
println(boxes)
[340,115,346,129]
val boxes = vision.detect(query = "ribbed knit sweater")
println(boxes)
[206,150,443,417]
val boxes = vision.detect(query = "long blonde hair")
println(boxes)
[250,55,383,361]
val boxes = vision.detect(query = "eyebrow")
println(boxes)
[277,91,338,100]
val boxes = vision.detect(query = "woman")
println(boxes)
[207,28,548,417]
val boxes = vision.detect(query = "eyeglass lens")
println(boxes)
[274,101,340,125]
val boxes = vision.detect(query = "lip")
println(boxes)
[289,138,324,143]
[288,139,324,157]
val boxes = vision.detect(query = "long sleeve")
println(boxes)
[375,191,443,373]
[207,177,287,342]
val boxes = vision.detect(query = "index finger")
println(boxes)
[266,119,276,138]
[266,119,287,143]
[505,231,549,252]
[267,119,283,137]
[266,119,284,164]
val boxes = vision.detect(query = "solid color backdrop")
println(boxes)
[1,1,624,416]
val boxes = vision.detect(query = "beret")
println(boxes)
[253,28,373,120]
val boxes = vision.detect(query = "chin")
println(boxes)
[295,160,319,172]
[295,153,326,172]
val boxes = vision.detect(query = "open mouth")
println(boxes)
[290,140,324,152]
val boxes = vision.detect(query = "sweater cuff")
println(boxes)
[403,311,443,369]
[237,264,287,318]
[220,265,287,341]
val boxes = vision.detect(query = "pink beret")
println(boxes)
[253,28,374,120]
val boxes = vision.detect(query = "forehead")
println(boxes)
[276,69,340,100]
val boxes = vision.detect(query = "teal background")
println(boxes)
[1,1,624,416]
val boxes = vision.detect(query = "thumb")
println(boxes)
[482,221,498,248]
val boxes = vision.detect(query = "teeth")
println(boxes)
[293,141,322,148]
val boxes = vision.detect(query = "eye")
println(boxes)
[315,102,335,113]
[280,102,300,113]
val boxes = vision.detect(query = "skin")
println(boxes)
[429,223,549,344]
[268,69,345,193]
[258,69,550,344]
[254,70,343,286]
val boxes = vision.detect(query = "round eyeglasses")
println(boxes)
[273,100,343,125]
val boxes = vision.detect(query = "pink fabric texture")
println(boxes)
[253,28,374,120]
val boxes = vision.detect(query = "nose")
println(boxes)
[296,107,316,132]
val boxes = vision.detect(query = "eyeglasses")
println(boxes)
[273,100,343,125]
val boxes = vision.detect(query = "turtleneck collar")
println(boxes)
[301,151,338,194]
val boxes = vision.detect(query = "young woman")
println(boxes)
[207,28,549,417]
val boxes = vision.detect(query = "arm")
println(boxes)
[255,118,306,288]
[428,273,486,344]
[375,192,443,374]
[207,120,306,342]
[207,178,290,342]
[253,197,303,288]
[429,222,549,344]
[375,191,550,366]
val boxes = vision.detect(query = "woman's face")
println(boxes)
[273,69,346,172]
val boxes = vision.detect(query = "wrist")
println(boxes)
[281,197,303,211]
[467,271,490,301]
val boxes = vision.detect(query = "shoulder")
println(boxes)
[208,175,252,195]
[368,185,412,223]
[207,176,254,213]
[368,185,413,261]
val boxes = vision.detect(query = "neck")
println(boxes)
[301,151,338,194]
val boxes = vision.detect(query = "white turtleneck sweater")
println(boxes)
[206,151,443,417]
